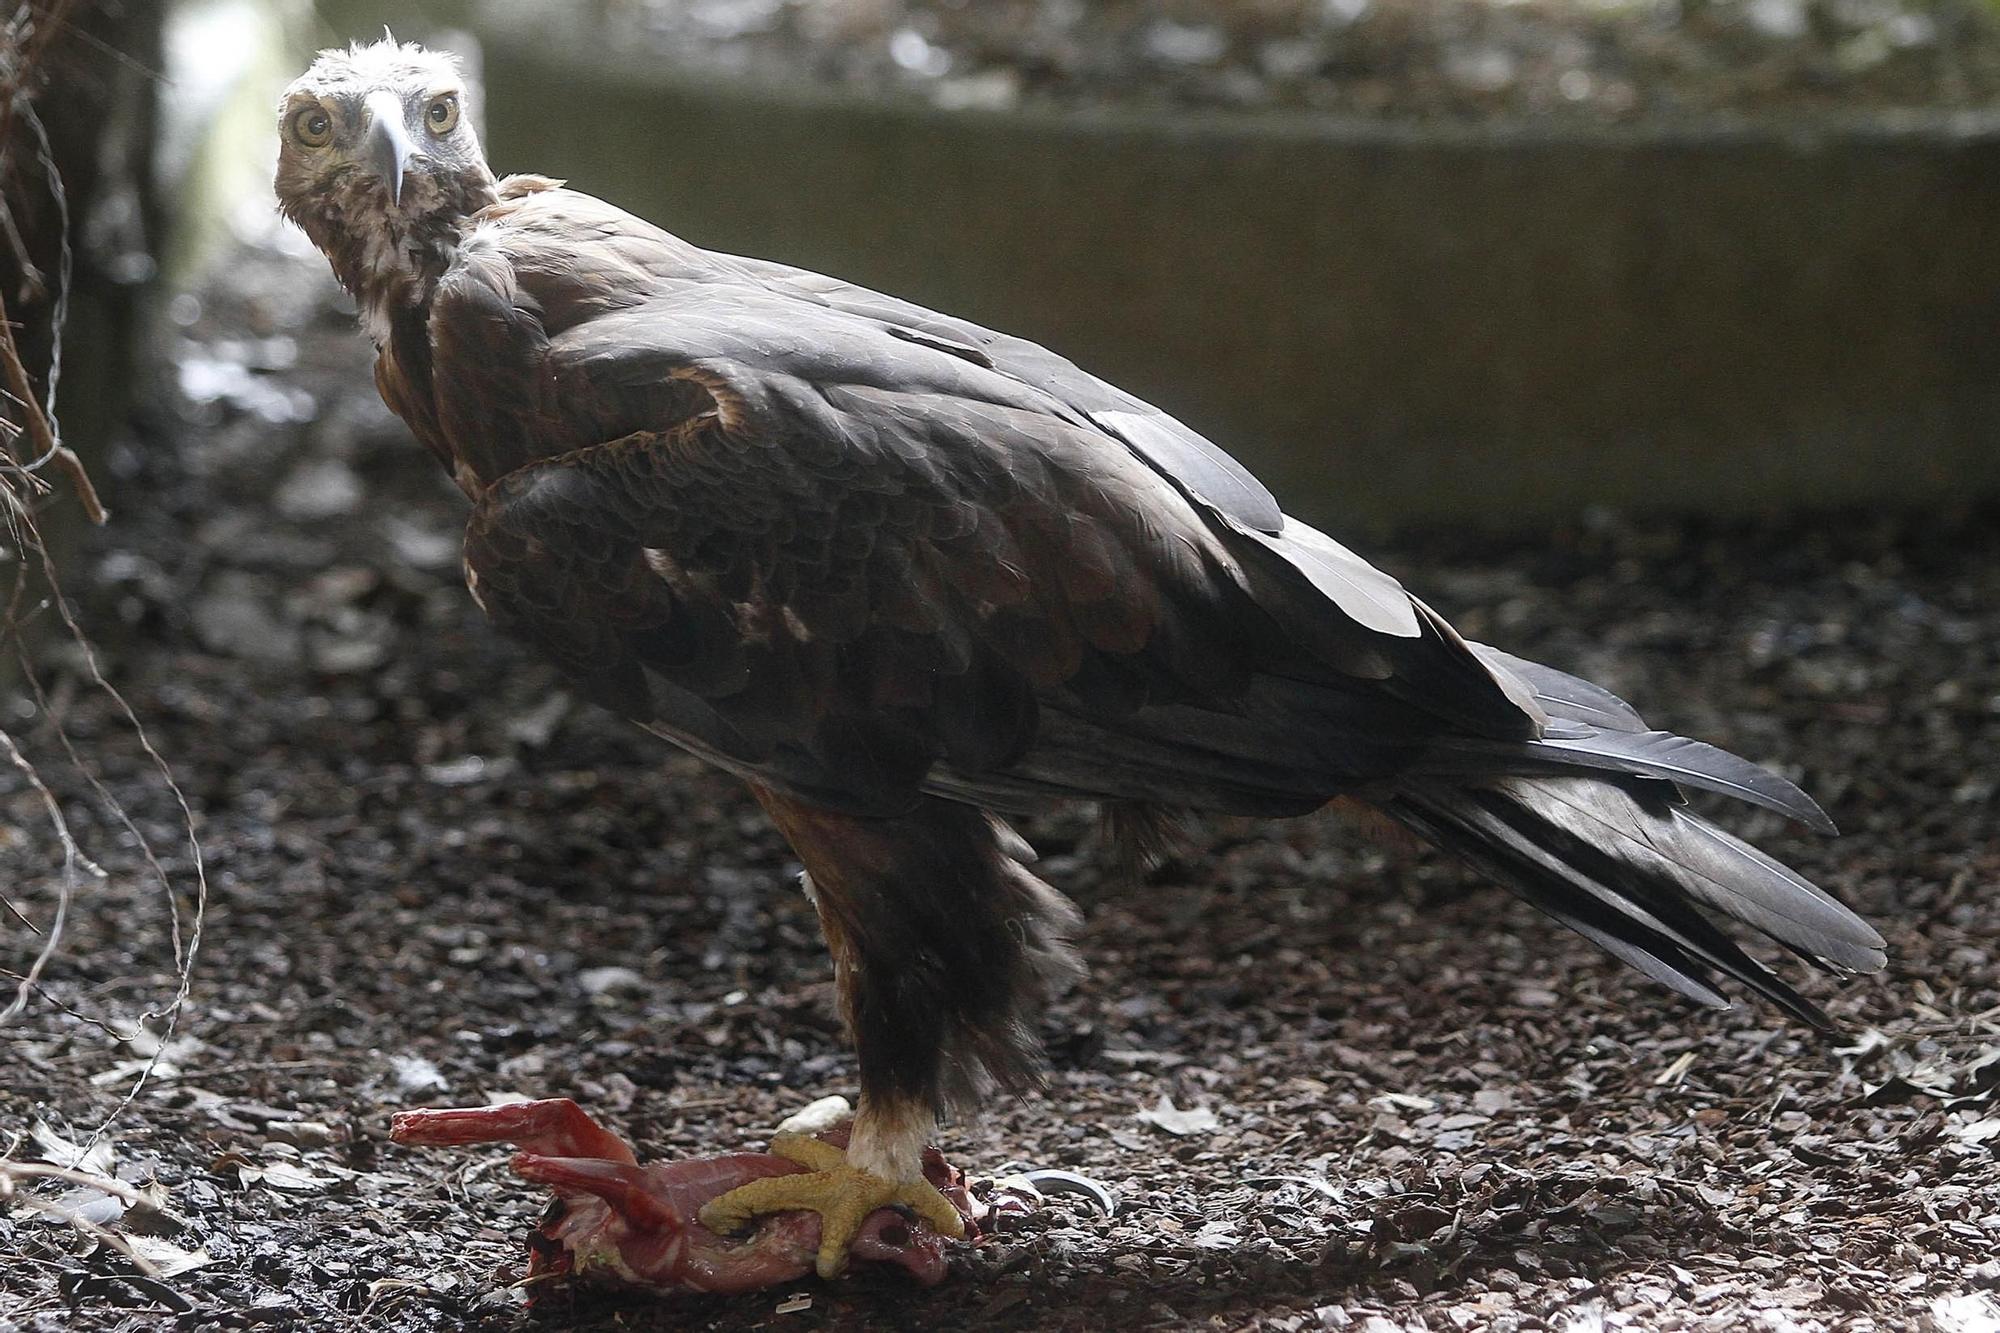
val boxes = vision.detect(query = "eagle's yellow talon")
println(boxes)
[696,1136,966,1280]
[765,1131,848,1173]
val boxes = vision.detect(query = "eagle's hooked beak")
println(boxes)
[362,89,415,209]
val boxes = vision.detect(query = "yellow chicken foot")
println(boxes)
[697,1132,966,1279]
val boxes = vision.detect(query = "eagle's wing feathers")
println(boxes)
[725,251,1555,734]
[461,293,1245,814]
[447,192,1545,815]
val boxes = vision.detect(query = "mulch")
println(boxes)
[2,235,1996,1331]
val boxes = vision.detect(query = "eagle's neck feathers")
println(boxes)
[294,166,499,345]
[351,217,454,344]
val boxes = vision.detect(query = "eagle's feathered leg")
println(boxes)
[698,786,1082,1277]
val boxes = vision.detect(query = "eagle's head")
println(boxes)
[275,39,498,327]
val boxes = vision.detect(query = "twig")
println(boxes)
[0,281,99,521]
[0,966,148,1042]
[25,527,211,1157]
[1,880,42,933]
[0,10,94,520]
[0,1163,164,1279]
[0,722,86,1028]
[0,188,41,300]
[17,646,188,978]
[16,95,71,446]
[0,1158,151,1207]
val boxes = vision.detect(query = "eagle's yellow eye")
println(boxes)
[292,105,334,148]
[425,95,459,135]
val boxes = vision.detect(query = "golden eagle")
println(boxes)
[276,40,1883,1280]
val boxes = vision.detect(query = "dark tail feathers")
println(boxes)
[1383,774,1884,1028]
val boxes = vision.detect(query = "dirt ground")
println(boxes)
[3,233,1998,1332]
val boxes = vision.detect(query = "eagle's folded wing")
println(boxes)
[443,201,1545,817]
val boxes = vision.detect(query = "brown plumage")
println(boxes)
[278,40,1884,1276]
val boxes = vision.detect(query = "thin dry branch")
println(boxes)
[0,0,103,523]
[0,966,150,1040]
[0,280,100,522]
[14,512,213,1152]
[19,640,193,984]
[0,1157,163,1277]
[0,720,92,1028]
[0,1157,151,1207]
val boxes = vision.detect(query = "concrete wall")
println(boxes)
[478,37,2000,532]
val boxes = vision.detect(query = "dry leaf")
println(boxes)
[1948,1116,2000,1145]
[127,1236,213,1277]
[1137,1095,1220,1137]
[237,1159,345,1192]
[1370,1092,1439,1114]
[32,1123,114,1176]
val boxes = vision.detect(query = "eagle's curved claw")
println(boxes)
[698,1131,968,1280]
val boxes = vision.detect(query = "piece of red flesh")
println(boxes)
[391,1099,974,1294]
